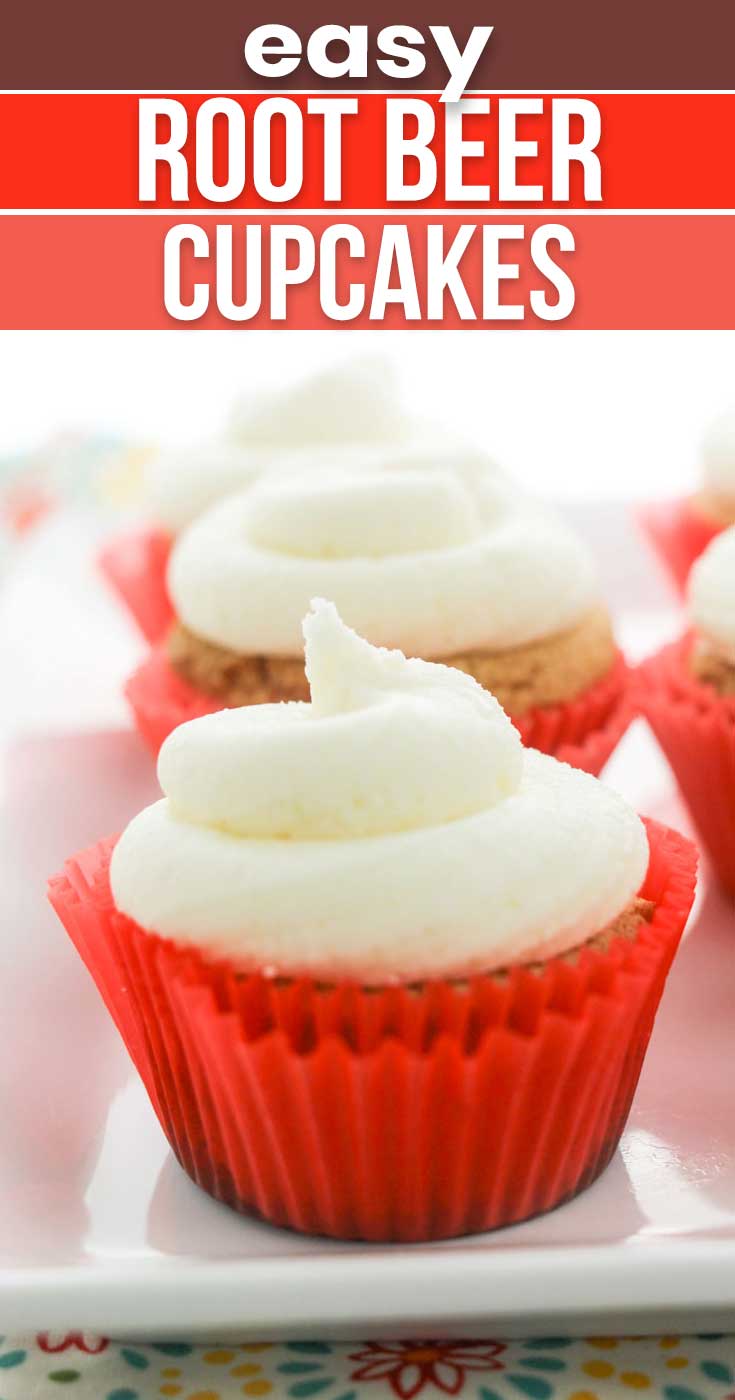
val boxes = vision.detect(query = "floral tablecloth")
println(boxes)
[0,1334,734,1400]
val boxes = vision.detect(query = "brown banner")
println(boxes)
[0,0,734,91]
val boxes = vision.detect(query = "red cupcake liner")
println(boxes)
[638,636,735,897]
[99,528,174,644]
[513,649,633,776]
[125,645,221,754]
[127,643,633,777]
[637,498,723,595]
[49,819,696,1242]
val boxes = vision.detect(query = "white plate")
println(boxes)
[2,503,734,1341]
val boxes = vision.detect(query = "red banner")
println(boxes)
[0,214,732,329]
[2,93,735,211]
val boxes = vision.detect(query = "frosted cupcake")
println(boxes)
[639,525,735,895]
[639,408,735,593]
[51,602,696,1241]
[127,459,632,773]
[99,355,416,643]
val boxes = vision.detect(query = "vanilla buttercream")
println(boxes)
[147,355,502,534]
[146,443,265,536]
[228,354,410,450]
[689,524,735,660]
[701,409,735,501]
[111,601,648,982]
[167,461,598,657]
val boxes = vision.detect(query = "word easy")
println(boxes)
[243,24,494,103]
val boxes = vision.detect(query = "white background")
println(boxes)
[1,329,734,499]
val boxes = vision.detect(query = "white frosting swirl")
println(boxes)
[145,356,485,534]
[689,524,735,659]
[228,353,410,450]
[168,462,598,657]
[702,408,735,499]
[146,442,265,536]
[111,601,648,983]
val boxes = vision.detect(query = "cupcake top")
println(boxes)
[111,601,648,983]
[167,458,599,659]
[701,408,735,501]
[146,442,263,536]
[228,353,410,450]
[147,355,416,534]
[689,524,735,659]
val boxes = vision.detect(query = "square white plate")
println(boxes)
[2,503,735,1340]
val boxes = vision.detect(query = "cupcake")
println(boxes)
[127,458,632,773]
[639,407,735,593]
[638,525,735,896]
[50,602,696,1242]
[99,355,415,644]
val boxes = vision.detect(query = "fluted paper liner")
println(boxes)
[127,645,633,778]
[637,499,723,595]
[99,528,174,644]
[49,819,695,1242]
[125,646,218,754]
[514,650,632,775]
[639,637,735,897]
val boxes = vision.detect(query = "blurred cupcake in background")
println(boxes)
[50,601,697,1242]
[638,407,735,594]
[126,453,633,773]
[693,409,735,533]
[227,352,411,458]
[98,355,423,644]
[638,525,735,896]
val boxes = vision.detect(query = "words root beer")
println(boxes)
[140,97,601,205]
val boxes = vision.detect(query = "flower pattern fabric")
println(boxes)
[0,1334,733,1399]
[349,1341,507,1397]
[37,1332,110,1354]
